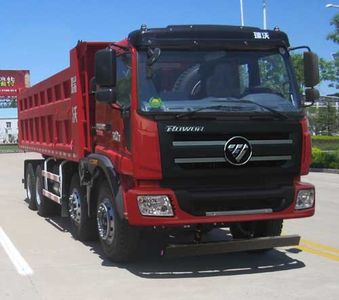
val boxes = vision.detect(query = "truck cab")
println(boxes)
[94,25,317,225]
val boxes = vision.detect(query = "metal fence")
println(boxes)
[306,96,339,136]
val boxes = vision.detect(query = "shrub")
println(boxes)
[311,147,339,169]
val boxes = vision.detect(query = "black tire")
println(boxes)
[68,173,97,241]
[230,219,283,252]
[26,163,37,210]
[35,165,59,217]
[230,219,283,239]
[255,219,283,237]
[96,182,140,262]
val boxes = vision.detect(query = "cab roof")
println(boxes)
[128,25,290,50]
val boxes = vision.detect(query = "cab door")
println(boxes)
[95,52,132,154]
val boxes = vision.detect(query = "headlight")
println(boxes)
[137,195,174,216]
[295,189,315,210]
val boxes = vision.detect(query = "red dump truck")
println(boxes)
[19,25,319,261]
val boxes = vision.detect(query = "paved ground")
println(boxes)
[0,152,338,300]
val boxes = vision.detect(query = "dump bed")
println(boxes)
[18,42,110,161]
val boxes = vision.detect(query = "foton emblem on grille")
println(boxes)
[224,136,252,166]
[166,125,205,133]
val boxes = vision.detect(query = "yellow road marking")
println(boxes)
[297,244,339,262]
[300,239,339,255]
[282,232,339,262]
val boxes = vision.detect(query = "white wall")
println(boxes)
[0,118,18,143]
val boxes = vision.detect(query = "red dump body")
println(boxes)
[18,42,111,161]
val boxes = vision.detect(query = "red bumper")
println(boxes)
[124,181,315,226]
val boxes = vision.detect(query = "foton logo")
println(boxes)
[224,136,252,166]
[166,125,205,133]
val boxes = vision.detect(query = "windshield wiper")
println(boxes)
[211,98,288,120]
[175,100,288,120]
[175,105,231,119]
[239,99,288,120]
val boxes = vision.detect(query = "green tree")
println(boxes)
[291,14,339,91]
[325,13,339,89]
[291,53,304,91]
[318,103,337,135]
[291,54,338,90]
[320,58,338,89]
[327,13,339,44]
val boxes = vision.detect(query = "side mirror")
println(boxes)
[95,48,117,87]
[95,48,117,104]
[95,89,116,104]
[303,88,320,107]
[304,52,320,88]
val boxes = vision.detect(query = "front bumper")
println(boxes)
[124,181,315,226]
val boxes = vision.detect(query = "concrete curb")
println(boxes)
[310,168,339,174]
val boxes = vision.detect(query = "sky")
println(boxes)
[0,0,338,94]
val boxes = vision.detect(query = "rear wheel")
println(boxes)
[35,165,59,217]
[26,163,37,210]
[68,173,97,241]
[96,182,140,262]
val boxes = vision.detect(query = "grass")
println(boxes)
[0,144,21,153]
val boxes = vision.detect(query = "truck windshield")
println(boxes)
[137,49,301,114]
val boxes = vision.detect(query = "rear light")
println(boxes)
[295,189,315,210]
[137,195,174,216]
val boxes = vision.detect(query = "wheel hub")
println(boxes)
[97,199,114,243]
[27,173,32,199]
[69,189,81,224]
[35,176,41,206]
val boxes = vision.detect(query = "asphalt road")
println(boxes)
[0,152,339,300]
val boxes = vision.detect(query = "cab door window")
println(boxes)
[116,54,131,107]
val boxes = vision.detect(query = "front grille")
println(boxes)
[158,119,302,180]
[173,135,293,169]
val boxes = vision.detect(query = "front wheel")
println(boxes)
[230,219,283,252]
[230,219,283,239]
[96,182,140,262]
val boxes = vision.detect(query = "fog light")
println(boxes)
[137,195,174,216]
[295,189,315,210]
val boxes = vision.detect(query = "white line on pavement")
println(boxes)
[0,227,33,276]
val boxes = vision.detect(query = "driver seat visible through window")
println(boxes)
[205,62,240,98]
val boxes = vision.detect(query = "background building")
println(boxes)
[0,70,29,144]
[0,108,18,143]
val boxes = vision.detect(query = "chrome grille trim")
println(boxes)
[205,208,273,216]
[251,139,293,145]
[175,157,225,163]
[250,155,292,161]
[173,141,225,146]
[174,155,292,164]
[172,139,292,147]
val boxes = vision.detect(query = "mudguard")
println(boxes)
[79,154,124,219]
